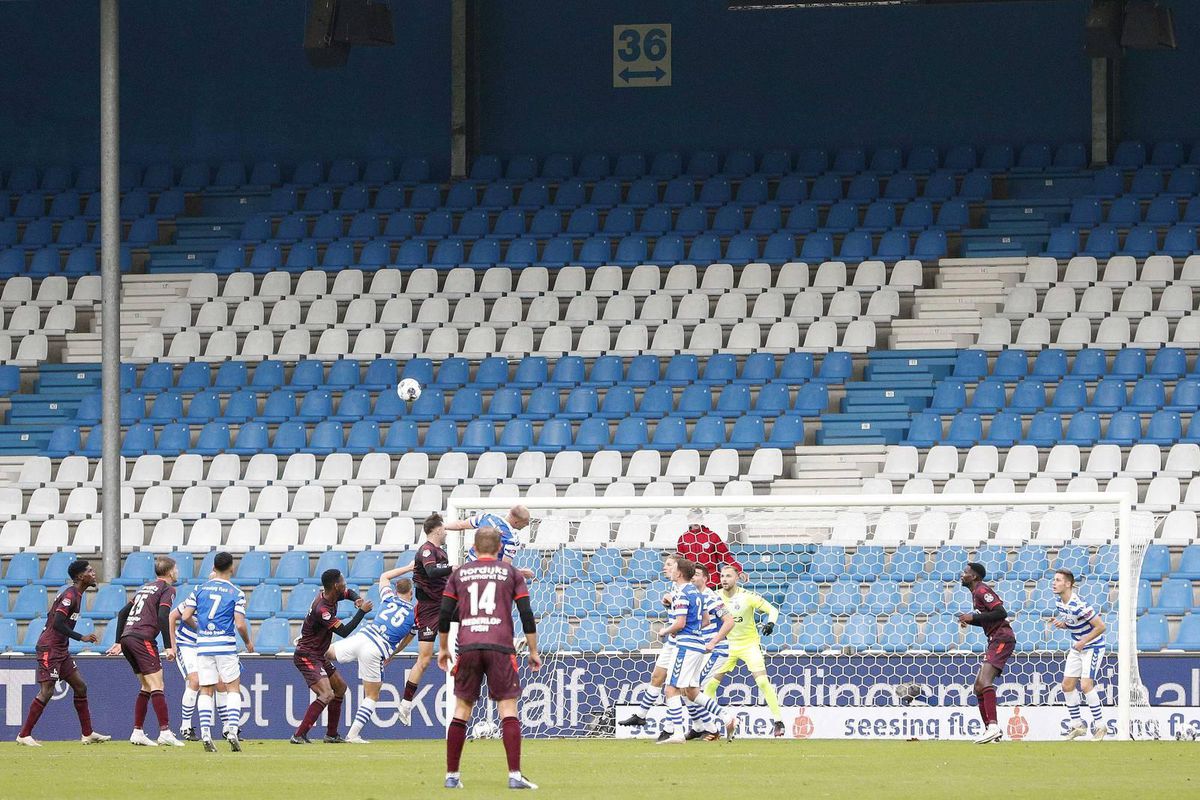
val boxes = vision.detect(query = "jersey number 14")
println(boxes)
[466,582,497,616]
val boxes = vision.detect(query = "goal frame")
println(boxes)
[444,491,1137,740]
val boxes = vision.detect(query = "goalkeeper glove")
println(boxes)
[760,621,775,637]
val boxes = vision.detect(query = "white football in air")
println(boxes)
[397,378,422,401]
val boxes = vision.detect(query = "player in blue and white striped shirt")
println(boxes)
[327,567,417,744]
[448,506,534,579]
[689,564,735,741]
[1051,568,1108,740]
[178,552,253,752]
[656,555,731,745]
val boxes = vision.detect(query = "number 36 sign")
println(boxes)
[613,23,672,88]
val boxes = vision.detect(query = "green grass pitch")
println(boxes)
[2,739,1196,799]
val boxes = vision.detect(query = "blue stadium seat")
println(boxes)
[252,618,292,655]
[277,584,320,620]
[1137,614,1168,652]
[1162,225,1197,257]
[82,584,127,620]
[1154,579,1194,614]
[1172,614,1200,651]
[766,413,805,446]
[904,412,942,447]
[113,552,155,587]
[1060,411,1100,445]
[245,584,282,620]
[980,412,1020,446]
[17,618,46,654]
[417,419,458,453]
[1100,410,1141,445]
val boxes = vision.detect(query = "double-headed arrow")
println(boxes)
[619,66,666,82]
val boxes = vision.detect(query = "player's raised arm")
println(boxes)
[379,564,416,588]
[443,518,475,532]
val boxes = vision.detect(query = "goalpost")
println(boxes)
[444,492,1157,741]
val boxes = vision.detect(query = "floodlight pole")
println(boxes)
[100,0,122,581]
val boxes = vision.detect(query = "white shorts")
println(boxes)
[653,641,679,673]
[666,648,707,689]
[196,653,241,686]
[176,646,199,679]
[1064,647,1105,680]
[699,650,729,687]
[331,634,387,684]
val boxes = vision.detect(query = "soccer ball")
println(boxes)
[470,720,500,740]
[397,378,422,402]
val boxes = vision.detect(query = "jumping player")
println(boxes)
[619,553,683,730]
[1052,568,1108,740]
[289,569,372,744]
[109,555,184,747]
[958,561,1016,745]
[15,559,110,746]
[327,570,417,743]
[398,513,451,726]
[438,527,540,790]
[445,505,534,579]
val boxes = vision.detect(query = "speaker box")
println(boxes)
[1122,1,1177,50]
[305,0,350,68]
[1085,0,1124,58]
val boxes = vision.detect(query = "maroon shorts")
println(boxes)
[35,646,78,684]
[120,636,162,676]
[984,639,1015,672]
[453,648,520,703]
[293,653,337,688]
[415,600,441,643]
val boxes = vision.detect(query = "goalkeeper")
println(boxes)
[703,565,785,738]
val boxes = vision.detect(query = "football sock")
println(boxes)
[637,684,663,715]
[19,697,46,738]
[181,688,198,729]
[1065,689,1083,724]
[1084,689,1103,725]
[403,681,419,702]
[296,699,326,737]
[686,697,713,730]
[221,691,242,734]
[198,693,215,740]
[665,694,686,734]
[447,718,468,772]
[73,691,93,737]
[501,716,521,772]
[326,697,343,736]
[755,675,784,723]
[978,686,998,726]
[134,690,150,730]
[350,698,376,738]
[150,690,169,729]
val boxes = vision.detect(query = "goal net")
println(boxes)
[444,493,1159,741]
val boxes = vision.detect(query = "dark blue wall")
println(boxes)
[476,0,1093,158]
[0,0,450,173]
[1121,0,1200,144]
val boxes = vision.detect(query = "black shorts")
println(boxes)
[453,649,520,703]
[984,639,1015,672]
[120,636,162,676]
[415,600,441,643]
[35,646,78,684]
[294,653,336,688]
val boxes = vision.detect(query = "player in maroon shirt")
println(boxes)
[108,555,182,746]
[393,513,452,726]
[15,559,110,747]
[958,561,1016,745]
[289,568,372,744]
[438,527,540,790]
